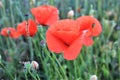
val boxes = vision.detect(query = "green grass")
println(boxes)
[0,0,120,80]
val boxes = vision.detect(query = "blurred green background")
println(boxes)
[0,0,120,80]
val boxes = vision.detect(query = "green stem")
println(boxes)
[0,63,14,80]
[26,20,34,61]
[74,60,77,79]
[51,52,68,79]
[75,0,79,18]
[25,74,28,80]
[43,48,64,79]
[28,70,37,80]
[9,0,15,27]
[28,37,34,61]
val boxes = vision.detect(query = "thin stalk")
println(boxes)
[75,0,79,18]
[25,74,28,80]
[51,52,68,79]
[26,20,34,61]
[0,62,14,80]
[43,48,64,79]
[9,0,15,27]
[36,74,41,80]
[74,60,77,79]
[28,70,37,80]
[28,37,34,61]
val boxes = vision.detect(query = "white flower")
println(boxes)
[90,75,98,80]
[67,10,74,18]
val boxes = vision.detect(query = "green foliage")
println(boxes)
[0,0,120,80]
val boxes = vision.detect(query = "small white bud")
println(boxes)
[32,0,36,3]
[90,75,98,80]
[31,61,39,69]
[0,1,3,8]
[67,10,74,19]
[30,0,36,5]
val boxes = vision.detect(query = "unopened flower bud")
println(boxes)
[67,10,74,19]
[30,0,36,5]
[40,40,46,47]
[31,61,39,69]
[0,1,3,8]
[90,75,98,80]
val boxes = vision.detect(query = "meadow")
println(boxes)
[0,0,120,80]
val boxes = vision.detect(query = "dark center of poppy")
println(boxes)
[92,23,95,28]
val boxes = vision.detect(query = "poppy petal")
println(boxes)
[45,9,59,25]
[76,16,102,37]
[63,36,83,60]
[76,16,93,31]
[10,31,21,39]
[46,30,67,53]
[92,18,102,36]
[28,19,37,36]
[0,28,9,36]
[83,37,93,46]
[31,5,59,26]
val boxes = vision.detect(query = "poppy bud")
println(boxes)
[31,61,39,69]
[67,10,74,19]
[40,40,46,47]
[30,0,36,5]
[0,1,3,8]
[90,75,98,80]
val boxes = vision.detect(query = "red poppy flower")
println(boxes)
[31,5,59,26]
[0,27,21,39]
[46,19,86,60]
[17,19,37,37]
[76,16,102,46]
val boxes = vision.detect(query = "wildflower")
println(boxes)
[76,16,102,46]
[31,61,39,69]
[46,16,102,60]
[17,19,37,37]
[46,19,84,60]
[90,75,98,80]
[0,27,21,39]
[67,10,74,19]
[31,5,59,26]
